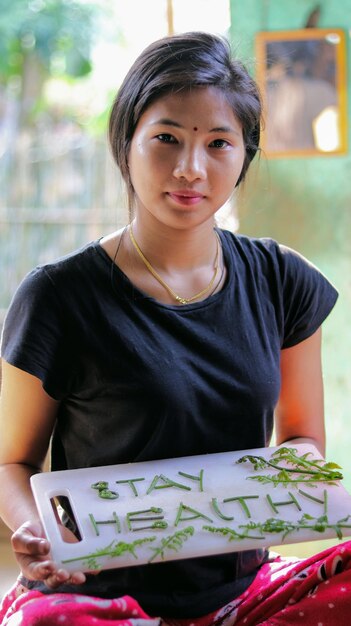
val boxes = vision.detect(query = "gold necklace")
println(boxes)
[129,225,221,305]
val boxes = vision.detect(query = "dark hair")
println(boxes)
[109,31,262,208]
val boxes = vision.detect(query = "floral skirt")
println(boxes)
[2,540,351,626]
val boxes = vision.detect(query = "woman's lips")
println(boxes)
[167,191,205,206]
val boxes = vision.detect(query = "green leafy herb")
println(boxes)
[91,481,119,499]
[203,514,351,543]
[243,513,351,540]
[203,525,264,541]
[148,526,195,562]
[236,447,343,488]
[61,536,156,570]
[130,520,168,532]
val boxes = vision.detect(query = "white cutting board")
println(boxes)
[31,444,351,572]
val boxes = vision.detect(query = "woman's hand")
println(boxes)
[11,520,86,589]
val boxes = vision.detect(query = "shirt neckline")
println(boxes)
[93,228,232,311]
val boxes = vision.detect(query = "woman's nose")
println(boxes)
[173,146,206,181]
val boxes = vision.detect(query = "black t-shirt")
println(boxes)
[0,229,338,617]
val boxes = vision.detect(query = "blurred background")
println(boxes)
[0,0,350,592]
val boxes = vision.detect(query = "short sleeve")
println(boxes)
[0,267,73,399]
[277,244,338,348]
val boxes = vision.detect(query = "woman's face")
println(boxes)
[127,86,245,231]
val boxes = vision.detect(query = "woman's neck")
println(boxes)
[130,217,219,272]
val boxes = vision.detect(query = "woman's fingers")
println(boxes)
[15,550,86,587]
[11,521,49,554]
[45,569,86,589]
[11,522,52,580]
[12,534,50,557]
[11,520,86,586]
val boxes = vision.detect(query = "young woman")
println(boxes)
[0,31,350,626]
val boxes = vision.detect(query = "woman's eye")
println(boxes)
[156,133,177,144]
[209,138,229,148]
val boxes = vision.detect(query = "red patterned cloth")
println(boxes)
[0,591,160,626]
[2,540,351,625]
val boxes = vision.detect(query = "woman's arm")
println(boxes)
[0,360,85,587]
[0,361,58,527]
[275,327,326,456]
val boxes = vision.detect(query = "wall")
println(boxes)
[229,0,351,491]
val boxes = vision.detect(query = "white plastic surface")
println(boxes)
[30,444,351,572]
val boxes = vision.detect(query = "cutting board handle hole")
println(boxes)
[50,496,82,543]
